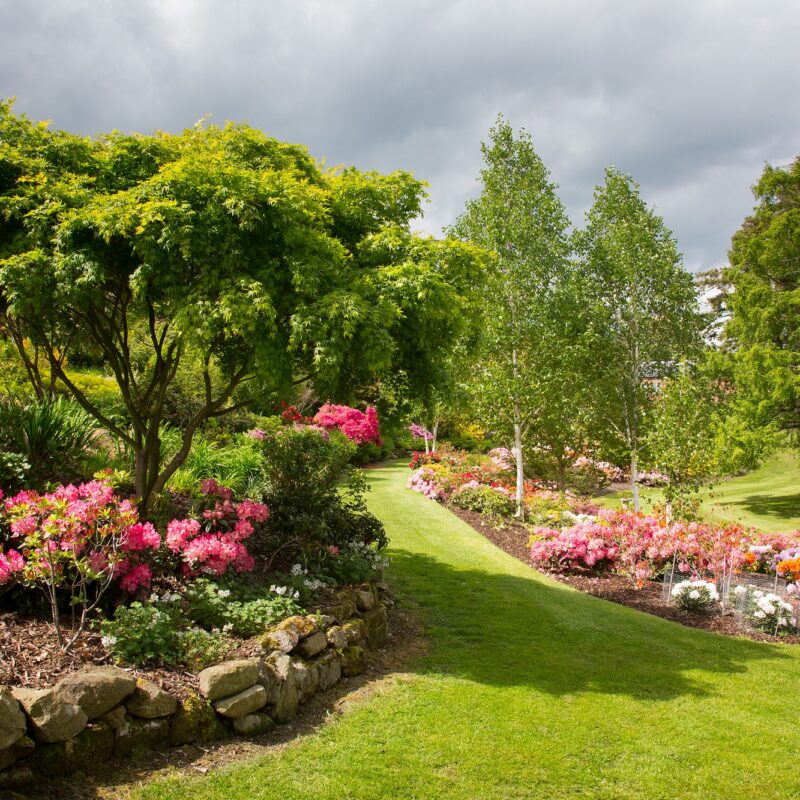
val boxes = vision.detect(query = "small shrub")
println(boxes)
[178,626,232,669]
[450,483,516,517]
[734,586,797,634]
[670,579,719,612]
[254,426,387,560]
[100,600,232,667]
[100,602,184,666]
[183,578,303,637]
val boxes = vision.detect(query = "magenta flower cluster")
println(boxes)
[314,404,381,445]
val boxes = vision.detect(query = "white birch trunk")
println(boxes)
[514,408,525,520]
[630,449,640,512]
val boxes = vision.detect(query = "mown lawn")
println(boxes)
[595,450,800,532]
[134,461,799,799]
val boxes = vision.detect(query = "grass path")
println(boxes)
[595,451,800,532]
[137,462,799,799]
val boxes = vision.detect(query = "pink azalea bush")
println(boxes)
[0,480,162,649]
[409,423,433,441]
[166,478,267,577]
[314,404,381,445]
[407,467,447,501]
[529,509,755,588]
[529,521,619,571]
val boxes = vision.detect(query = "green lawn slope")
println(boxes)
[135,461,799,800]
[595,450,800,532]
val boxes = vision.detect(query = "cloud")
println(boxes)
[2,0,798,270]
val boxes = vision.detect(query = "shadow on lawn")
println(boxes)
[387,548,795,702]
[723,492,800,521]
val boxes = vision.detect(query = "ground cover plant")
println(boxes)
[128,462,800,800]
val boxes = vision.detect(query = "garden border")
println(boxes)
[0,582,389,791]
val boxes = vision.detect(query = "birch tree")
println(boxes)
[576,168,701,510]
[450,117,572,516]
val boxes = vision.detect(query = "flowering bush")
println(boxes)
[572,456,625,483]
[314,404,381,445]
[0,480,161,650]
[408,451,442,470]
[183,578,303,637]
[165,479,266,577]
[636,470,669,487]
[734,585,797,634]
[407,467,447,501]
[670,579,719,612]
[409,423,433,441]
[488,447,516,471]
[529,522,619,571]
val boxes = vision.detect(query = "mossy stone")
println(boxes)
[169,692,227,746]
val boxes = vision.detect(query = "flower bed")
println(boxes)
[409,447,800,641]
[0,583,391,787]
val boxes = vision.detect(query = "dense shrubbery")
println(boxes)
[0,397,99,487]
[254,425,386,563]
[450,483,516,517]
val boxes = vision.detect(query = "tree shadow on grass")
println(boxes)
[721,492,800,521]
[387,548,795,703]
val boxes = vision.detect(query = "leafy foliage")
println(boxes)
[254,425,387,561]
[575,168,701,508]
[0,101,486,510]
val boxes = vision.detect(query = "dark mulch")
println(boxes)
[446,502,800,646]
[0,611,256,698]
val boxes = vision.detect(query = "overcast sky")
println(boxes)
[1,0,798,271]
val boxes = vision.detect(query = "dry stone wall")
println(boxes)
[0,583,389,789]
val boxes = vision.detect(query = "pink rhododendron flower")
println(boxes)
[313,404,381,445]
[123,522,160,552]
[166,518,201,552]
[0,549,25,583]
[118,562,152,593]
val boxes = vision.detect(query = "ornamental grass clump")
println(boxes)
[670,579,719,612]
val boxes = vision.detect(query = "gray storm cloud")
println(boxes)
[1,0,798,270]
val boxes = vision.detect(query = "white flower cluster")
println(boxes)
[148,591,182,604]
[289,564,332,593]
[346,542,389,571]
[270,584,300,600]
[671,579,719,601]
[671,579,719,612]
[736,587,797,628]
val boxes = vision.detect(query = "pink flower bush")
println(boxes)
[407,467,447,501]
[165,485,266,577]
[409,423,433,441]
[530,522,619,571]
[314,404,381,445]
[0,479,163,649]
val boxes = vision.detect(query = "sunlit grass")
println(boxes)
[595,451,800,532]
[133,462,799,800]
